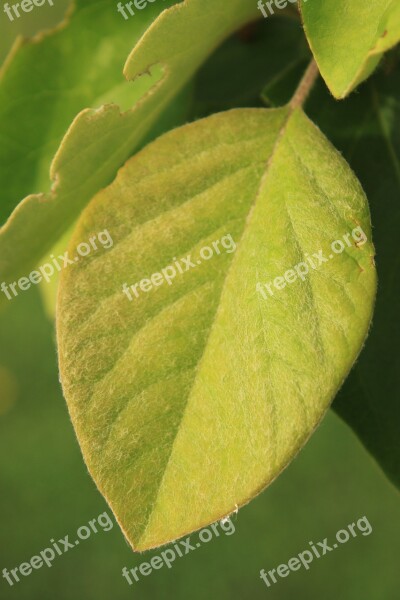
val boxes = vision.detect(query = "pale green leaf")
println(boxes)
[0,0,172,226]
[57,107,376,550]
[300,0,400,98]
[0,0,70,62]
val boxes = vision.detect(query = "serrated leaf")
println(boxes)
[300,0,400,98]
[0,0,69,62]
[57,107,376,550]
[0,0,176,292]
[0,0,171,225]
[0,0,260,293]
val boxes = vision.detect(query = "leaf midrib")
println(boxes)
[135,109,314,546]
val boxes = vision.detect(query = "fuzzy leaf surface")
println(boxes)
[57,108,376,550]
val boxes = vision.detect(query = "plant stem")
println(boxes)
[290,59,319,110]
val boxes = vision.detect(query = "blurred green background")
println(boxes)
[1,5,399,600]
[1,288,399,600]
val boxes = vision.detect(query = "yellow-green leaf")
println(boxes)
[57,108,376,550]
[300,0,400,98]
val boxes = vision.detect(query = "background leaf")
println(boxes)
[0,0,174,225]
[57,107,376,550]
[0,0,260,292]
[300,0,400,98]
[0,0,70,62]
[0,0,180,289]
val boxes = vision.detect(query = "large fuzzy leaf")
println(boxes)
[57,107,376,550]
[300,0,400,98]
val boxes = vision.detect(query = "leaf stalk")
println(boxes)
[290,59,319,109]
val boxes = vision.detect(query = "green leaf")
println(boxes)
[0,0,170,226]
[0,0,260,292]
[57,107,376,550]
[0,0,174,290]
[300,0,400,98]
[0,0,70,62]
